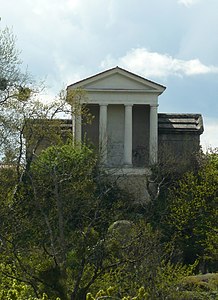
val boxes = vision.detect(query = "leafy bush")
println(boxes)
[162,151,218,270]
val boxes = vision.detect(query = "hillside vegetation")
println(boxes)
[0,25,217,300]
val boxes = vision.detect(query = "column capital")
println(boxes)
[99,103,108,107]
[150,104,159,108]
[124,104,133,107]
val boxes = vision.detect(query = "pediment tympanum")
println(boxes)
[68,66,166,95]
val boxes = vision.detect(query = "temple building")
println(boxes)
[67,66,203,173]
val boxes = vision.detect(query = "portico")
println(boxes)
[68,67,166,168]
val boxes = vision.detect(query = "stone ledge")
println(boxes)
[104,167,151,176]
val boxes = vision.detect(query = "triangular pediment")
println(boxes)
[68,67,166,94]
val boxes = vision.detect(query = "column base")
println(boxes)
[122,163,133,168]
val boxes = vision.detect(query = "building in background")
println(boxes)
[67,67,203,172]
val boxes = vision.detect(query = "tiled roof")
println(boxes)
[158,113,204,134]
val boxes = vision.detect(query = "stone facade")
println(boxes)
[68,66,166,168]
[158,113,203,171]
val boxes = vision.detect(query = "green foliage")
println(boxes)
[18,144,98,298]
[0,263,62,300]
[86,261,194,299]
[0,276,32,300]
[16,87,32,101]
[1,141,217,299]
[178,273,218,300]
[86,273,218,300]
[88,220,196,299]
[164,151,218,270]
[1,30,217,297]
[0,142,138,299]
[86,287,149,300]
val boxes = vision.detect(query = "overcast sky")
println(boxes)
[1,0,217,149]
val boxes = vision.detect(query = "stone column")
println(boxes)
[99,104,108,164]
[124,104,133,166]
[149,104,158,165]
[75,111,82,144]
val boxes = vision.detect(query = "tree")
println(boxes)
[0,24,37,171]
[163,149,218,271]
[1,141,190,300]
[0,24,105,299]
[0,24,30,104]
[0,143,126,299]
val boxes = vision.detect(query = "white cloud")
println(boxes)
[100,48,218,79]
[178,0,201,7]
[201,118,218,151]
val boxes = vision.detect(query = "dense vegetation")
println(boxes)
[0,25,217,299]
